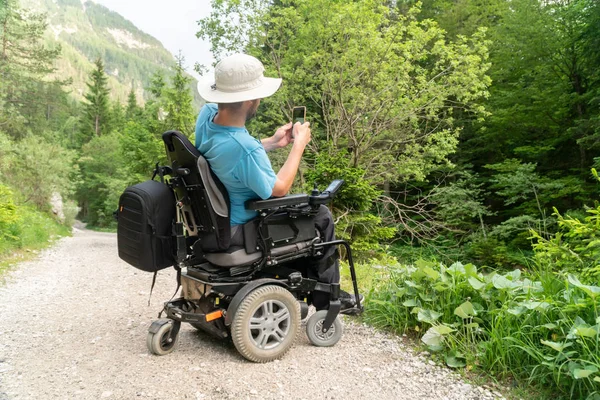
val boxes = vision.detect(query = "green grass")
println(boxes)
[341,254,600,399]
[0,204,71,277]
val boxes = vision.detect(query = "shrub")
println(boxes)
[366,260,600,398]
[0,184,20,242]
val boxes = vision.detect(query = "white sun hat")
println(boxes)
[197,53,282,103]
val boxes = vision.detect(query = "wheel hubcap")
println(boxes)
[249,300,291,350]
[314,319,335,340]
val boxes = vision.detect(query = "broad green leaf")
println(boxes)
[492,274,515,290]
[464,263,477,277]
[404,280,421,289]
[422,328,443,347]
[573,366,598,379]
[568,274,600,299]
[464,322,479,329]
[417,309,442,325]
[468,276,485,290]
[506,269,521,281]
[454,301,476,319]
[574,326,598,337]
[418,293,434,302]
[422,266,440,281]
[521,279,544,294]
[520,301,551,311]
[447,262,465,277]
[402,299,418,307]
[415,259,434,270]
[594,376,600,383]
[541,340,572,352]
[432,324,455,335]
[507,306,526,316]
[445,355,466,368]
[433,282,448,292]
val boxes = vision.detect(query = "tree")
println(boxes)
[0,0,61,138]
[163,53,195,136]
[80,58,111,141]
[199,0,491,245]
[125,85,140,120]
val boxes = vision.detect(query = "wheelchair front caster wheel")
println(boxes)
[306,310,343,347]
[231,285,301,363]
[147,319,179,356]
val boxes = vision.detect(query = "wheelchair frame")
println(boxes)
[146,131,363,362]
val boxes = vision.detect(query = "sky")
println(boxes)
[93,0,214,79]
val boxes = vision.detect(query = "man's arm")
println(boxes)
[272,122,311,197]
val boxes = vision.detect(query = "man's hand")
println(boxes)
[262,122,293,151]
[271,121,311,197]
[292,121,311,148]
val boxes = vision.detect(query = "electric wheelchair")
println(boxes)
[118,130,362,363]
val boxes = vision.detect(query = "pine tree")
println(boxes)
[164,52,195,136]
[111,99,125,129]
[81,58,111,140]
[125,85,140,120]
[0,0,61,138]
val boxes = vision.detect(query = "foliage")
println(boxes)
[80,58,112,140]
[162,54,196,137]
[366,260,600,398]
[429,170,492,236]
[0,202,71,261]
[0,132,77,209]
[199,0,491,248]
[76,133,127,227]
[119,121,165,184]
[0,184,19,241]
[0,0,63,138]
[532,206,600,281]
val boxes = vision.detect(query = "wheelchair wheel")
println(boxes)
[231,285,300,363]
[147,319,179,356]
[306,310,343,347]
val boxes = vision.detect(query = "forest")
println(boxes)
[1,0,599,398]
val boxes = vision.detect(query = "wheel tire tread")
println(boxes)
[231,285,300,363]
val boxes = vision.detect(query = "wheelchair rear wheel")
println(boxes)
[231,285,300,363]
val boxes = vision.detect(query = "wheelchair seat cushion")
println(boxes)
[204,247,262,268]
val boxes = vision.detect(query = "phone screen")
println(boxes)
[293,107,306,124]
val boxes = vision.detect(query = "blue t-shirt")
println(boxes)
[194,104,277,226]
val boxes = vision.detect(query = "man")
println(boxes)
[195,53,356,310]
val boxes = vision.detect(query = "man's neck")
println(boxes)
[214,109,246,128]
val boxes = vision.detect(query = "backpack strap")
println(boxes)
[147,271,158,307]
[151,163,165,183]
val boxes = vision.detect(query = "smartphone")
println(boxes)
[292,106,306,124]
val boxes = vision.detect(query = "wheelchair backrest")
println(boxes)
[162,130,231,251]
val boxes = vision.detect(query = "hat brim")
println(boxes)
[197,75,282,103]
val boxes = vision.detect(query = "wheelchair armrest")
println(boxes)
[246,194,309,211]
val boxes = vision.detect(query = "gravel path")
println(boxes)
[0,228,503,400]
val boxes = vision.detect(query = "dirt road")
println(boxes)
[0,228,502,400]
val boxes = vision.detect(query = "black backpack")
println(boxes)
[117,179,176,272]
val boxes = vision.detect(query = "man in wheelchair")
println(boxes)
[118,53,362,363]
[194,53,358,312]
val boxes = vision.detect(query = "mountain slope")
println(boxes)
[21,0,202,106]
